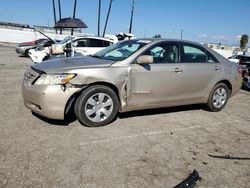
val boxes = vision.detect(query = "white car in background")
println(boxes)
[29,36,117,63]
[228,54,250,63]
[69,36,117,56]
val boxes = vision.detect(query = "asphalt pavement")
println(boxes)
[0,46,249,188]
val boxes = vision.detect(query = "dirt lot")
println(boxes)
[0,46,249,188]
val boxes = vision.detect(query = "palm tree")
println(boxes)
[240,34,249,50]
[103,0,114,37]
[129,0,135,34]
[71,0,78,35]
[52,0,58,33]
[97,0,102,36]
[58,0,62,34]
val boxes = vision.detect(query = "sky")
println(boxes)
[0,0,249,45]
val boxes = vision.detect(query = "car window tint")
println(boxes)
[182,45,207,63]
[103,41,112,47]
[75,40,87,47]
[143,43,179,64]
[88,39,111,47]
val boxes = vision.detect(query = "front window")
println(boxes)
[94,40,150,61]
[143,43,179,63]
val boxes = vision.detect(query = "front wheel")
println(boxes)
[74,85,119,127]
[206,83,229,112]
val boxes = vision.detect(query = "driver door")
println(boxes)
[126,42,186,110]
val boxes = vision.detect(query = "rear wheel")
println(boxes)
[74,85,119,127]
[206,83,229,112]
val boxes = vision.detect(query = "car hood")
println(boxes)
[32,56,114,74]
[19,41,35,46]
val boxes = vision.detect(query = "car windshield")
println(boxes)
[36,39,48,46]
[93,40,151,61]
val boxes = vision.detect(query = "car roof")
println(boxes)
[129,38,204,46]
[74,36,114,42]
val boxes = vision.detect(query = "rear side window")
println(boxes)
[74,39,87,47]
[143,43,179,64]
[182,45,207,63]
[181,44,218,63]
[88,39,112,47]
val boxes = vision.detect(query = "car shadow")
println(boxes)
[32,111,77,126]
[31,104,203,126]
[19,55,29,58]
[241,85,250,92]
[118,104,204,119]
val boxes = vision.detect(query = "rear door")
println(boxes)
[127,42,187,109]
[178,42,223,100]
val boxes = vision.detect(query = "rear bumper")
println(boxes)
[22,82,80,120]
[231,74,243,97]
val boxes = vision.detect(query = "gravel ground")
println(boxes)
[0,46,249,188]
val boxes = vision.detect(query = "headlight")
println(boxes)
[34,73,77,85]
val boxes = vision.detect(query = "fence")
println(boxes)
[0,27,70,44]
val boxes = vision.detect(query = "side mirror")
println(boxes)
[136,55,153,64]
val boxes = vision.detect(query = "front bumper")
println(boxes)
[22,68,81,120]
[16,47,26,55]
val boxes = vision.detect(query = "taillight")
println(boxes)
[237,65,243,75]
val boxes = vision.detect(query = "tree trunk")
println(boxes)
[103,0,113,37]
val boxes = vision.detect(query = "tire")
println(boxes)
[25,50,29,57]
[74,85,119,127]
[206,83,229,112]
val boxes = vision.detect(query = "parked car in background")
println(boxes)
[238,57,250,90]
[28,39,60,63]
[228,54,250,64]
[69,36,116,55]
[22,39,242,127]
[16,38,47,56]
[29,36,116,63]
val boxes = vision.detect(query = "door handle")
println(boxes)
[174,67,183,73]
[213,66,221,71]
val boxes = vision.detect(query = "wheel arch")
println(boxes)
[64,81,120,118]
[215,79,232,97]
